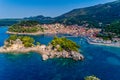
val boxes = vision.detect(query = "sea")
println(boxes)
[0,26,120,80]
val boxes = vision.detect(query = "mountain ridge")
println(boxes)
[0,0,120,27]
[55,0,120,27]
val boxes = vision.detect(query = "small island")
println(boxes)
[0,35,84,61]
[7,21,44,35]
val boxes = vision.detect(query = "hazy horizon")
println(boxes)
[0,0,116,19]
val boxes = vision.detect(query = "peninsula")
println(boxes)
[0,35,84,61]
[7,20,100,36]
[87,20,120,47]
[7,20,120,47]
[7,21,44,35]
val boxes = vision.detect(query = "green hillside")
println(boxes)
[55,0,120,27]
[1,0,120,28]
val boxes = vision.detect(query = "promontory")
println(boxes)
[0,35,84,61]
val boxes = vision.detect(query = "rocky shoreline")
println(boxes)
[6,31,45,35]
[6,31,71,36]
[0,45,84,61]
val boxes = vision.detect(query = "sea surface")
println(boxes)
[0,26,120,80]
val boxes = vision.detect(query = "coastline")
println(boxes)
[6,31,45,35]
[0,45,84,61]
[86,37,120,47]
[6,31,73,36]
[7,31,120,48]
[6,31,79,36]
[1,31,85,61]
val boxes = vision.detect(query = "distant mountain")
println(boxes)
[0,19,21,26]
[24,15,55,24]
[55,0,120,27]
[0,15,55,26]
[1,0,120,27]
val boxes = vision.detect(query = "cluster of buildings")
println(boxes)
[41,23,100,37]
[40,23,120,47]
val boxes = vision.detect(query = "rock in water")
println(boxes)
[42,54,49,60]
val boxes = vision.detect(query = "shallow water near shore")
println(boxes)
[0,26,120,80]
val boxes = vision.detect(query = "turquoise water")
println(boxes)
[0,27,120,80]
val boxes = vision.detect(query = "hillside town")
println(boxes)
[43,23,120,47]
[7,22,120,47]
[42,23,101,37]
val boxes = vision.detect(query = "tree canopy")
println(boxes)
[50,36,80,52]
[8,20,44,33]
[105,21,120,35]
[16,20,39,27]
[7,35,35,47]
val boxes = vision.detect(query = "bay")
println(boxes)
[0,26,120,80]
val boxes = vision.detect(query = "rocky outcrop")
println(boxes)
[41,50,84,61]
[37,45,84,61]
[0,43,84,61]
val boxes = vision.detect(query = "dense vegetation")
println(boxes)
[55,0,120,28]
[24,15,55,24]
[8,20,44,33]
[1,0,120,28]
[105,21,120,36]
[96,33,113,40]
[50,36,80,52]
[7,35,35,47]
[14,21,39,27]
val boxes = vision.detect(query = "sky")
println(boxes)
[0,0,116,18]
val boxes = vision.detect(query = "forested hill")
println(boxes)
[24,15,55,24]
[55,0,120,27]
[0,16,54,26]
[1,0,120,27]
